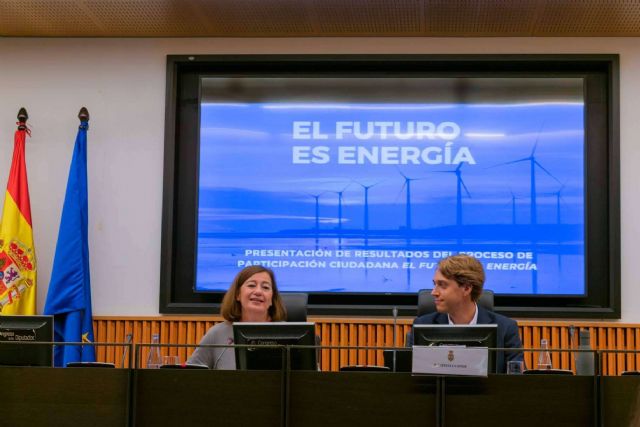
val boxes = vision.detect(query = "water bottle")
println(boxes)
[147,333,162,369]
[537,338,552,370]
[575,330,595,375]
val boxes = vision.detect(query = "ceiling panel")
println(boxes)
[193,0,316,36]
[1,0,640,37]
[82,0,206,36]
[534,0,640,35]
[423,0,541,36]
[0,0,103,36]
[311,0,423,36]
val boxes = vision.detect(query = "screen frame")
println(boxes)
[160,54,620,318]
[0,315,54,367]
[413,324,498,348]
[232,322,317,371]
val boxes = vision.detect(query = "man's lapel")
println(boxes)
[435,313,449,324]
[476,305,494,324]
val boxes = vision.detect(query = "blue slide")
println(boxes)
[195,77,585,296]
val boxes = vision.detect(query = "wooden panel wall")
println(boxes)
[93,316,640,374]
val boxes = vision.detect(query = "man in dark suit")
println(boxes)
[409,254,524,373]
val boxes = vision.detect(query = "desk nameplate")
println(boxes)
[412,346,488,376]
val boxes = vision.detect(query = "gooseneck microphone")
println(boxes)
[569,325,576,348]
[213,347,228,369]
[568,324,576,370]
[392,307,398,372]
[213,337,234,369]
[120,333,133,368]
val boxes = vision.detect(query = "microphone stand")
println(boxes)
[569,325,575,369]
[120,333,133,368]
[213,347,229,369]
[392,307,398,372]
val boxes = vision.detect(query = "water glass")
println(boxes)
[162,355,180,366]
[507,360,525,375]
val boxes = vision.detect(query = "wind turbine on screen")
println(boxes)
[509,189,525,225]
[490,138,561,226]
[435,163,471,227]
[307,192,325,233]
[332,184,351,233]
[551,183,566,225]
[397,170,425,232]
[354,181,378,239]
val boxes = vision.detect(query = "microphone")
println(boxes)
[213,337,234,369]
[392,307,398,372]
[569,325,576,368]
[120,333,133,368]
[213,347,228,369]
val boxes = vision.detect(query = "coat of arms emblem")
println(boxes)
[0,239,36,312]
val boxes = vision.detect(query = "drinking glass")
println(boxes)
[162,355,180,366]
[507,360,525,375]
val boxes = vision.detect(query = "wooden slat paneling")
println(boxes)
[636,328,640,372]
[92,317,640,373]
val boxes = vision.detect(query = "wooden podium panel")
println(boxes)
[601,376,640,426]
[288,372,437,427]
[134,370,283,427]
[444,376,595,427]
[4,366,638,427]
[0,366,129,427]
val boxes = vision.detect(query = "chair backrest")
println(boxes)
[417,289,494,317]
[281,293,308,322]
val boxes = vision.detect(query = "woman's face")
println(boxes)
[236,271,274,321]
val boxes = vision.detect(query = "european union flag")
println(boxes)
[44,114,95,367]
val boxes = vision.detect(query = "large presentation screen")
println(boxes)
[195,76,585,297]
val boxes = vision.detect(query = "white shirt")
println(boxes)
[448,303,478,325]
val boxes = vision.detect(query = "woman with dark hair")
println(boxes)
[187,265,286,369]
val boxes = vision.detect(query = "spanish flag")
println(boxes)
[0,116,36,315]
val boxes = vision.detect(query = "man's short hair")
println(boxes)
[437,254,485,302]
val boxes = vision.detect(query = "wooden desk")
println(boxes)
[2,367,637,427]
[133,370,283,427]
[601,376,640,426]
[288,372,437,427]
[0,366,130,427]
[444,375,595,427]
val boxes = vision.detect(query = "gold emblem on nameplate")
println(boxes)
[448,350,455,362]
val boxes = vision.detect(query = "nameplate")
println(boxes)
[412,346,489,376]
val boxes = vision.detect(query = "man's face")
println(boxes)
[431,269,472,314]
